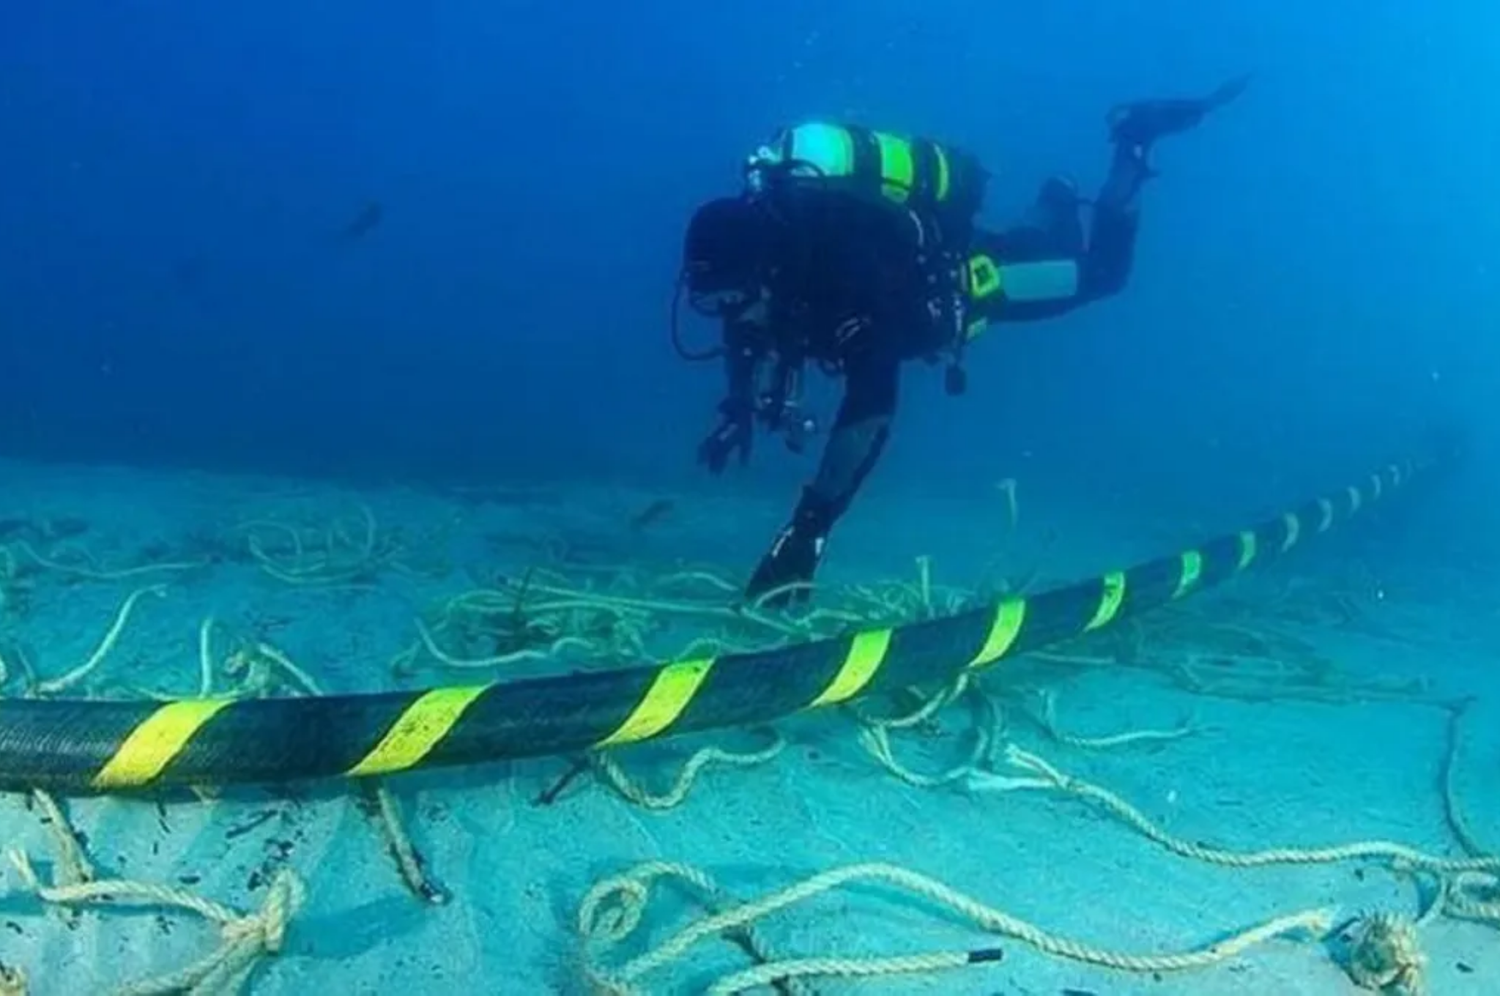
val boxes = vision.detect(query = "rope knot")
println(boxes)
[579,878,649,943]
[1342,912,1426,996]
[225,870,306,955]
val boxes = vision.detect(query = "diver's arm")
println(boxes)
[697,313,766,474]
[722,315,761,410]
[744,349,898,606]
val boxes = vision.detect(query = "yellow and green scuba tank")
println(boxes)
[744,121,988,228]
[744,121,995,396]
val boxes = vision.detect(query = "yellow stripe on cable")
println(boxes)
[1237,531,1258,571]
[347,685,491,777]
[93,699,234,789]
[597,659,714,747]
[810,628,893,707]
[1174,550,1203,599]
[967,598,1027,670]
[1281,512,1301,552]
[1086,572,1126,631]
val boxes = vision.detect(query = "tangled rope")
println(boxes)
[851,675,1003,788]
[33,585,167,696]
[590,732,787,810]
[970,745,1500,875]
[577,860,1333,995]
[8,849,305,995]
[1028,688,1198,750]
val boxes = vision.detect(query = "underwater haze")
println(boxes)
[0,2,1494,498]
[1,2,1499,995]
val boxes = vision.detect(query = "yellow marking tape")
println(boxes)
[1281,512,1302,551]
[811,628,893,707]
[1085,572,1126,631]
[597,658,714,747]
[1174,550,1203,599]
[1317,498,1334,532]
[1237,530,1258,571]
[967,598,1027,669]
[93,699,234,789]
[348,685,491,777]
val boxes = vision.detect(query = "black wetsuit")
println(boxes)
[695,78,1248,605]
[725,143,1150,606]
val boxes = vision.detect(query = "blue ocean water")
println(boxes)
[1,3,1498,994]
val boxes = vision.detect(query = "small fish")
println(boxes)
[340,199,384,241]
[629,498,675,532]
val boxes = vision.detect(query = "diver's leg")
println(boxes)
[972,77,1246,325]
[745,351,899,606]
[994,175,1086,263]
[1078,140,1149,301]
[968,153,1139,322]
[1085,74,1251,300]
[1106,74,1251,149]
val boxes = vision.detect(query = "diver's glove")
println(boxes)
[1107,74,1251,150]
[698,397,753,474]
[744,489,835,609]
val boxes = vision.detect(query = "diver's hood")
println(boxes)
[682,196,777,293]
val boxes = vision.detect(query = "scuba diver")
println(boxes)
[675,75,1250,608]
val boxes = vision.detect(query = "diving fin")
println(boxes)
[1107,73,1252,148]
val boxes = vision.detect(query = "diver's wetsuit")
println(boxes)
[968,139,1152,326]
[744,144,1151,605]
[684,77,1249,606]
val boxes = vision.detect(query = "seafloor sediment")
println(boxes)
[0,458,1494,996]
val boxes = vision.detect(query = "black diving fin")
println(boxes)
[1107,73,1252,148]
